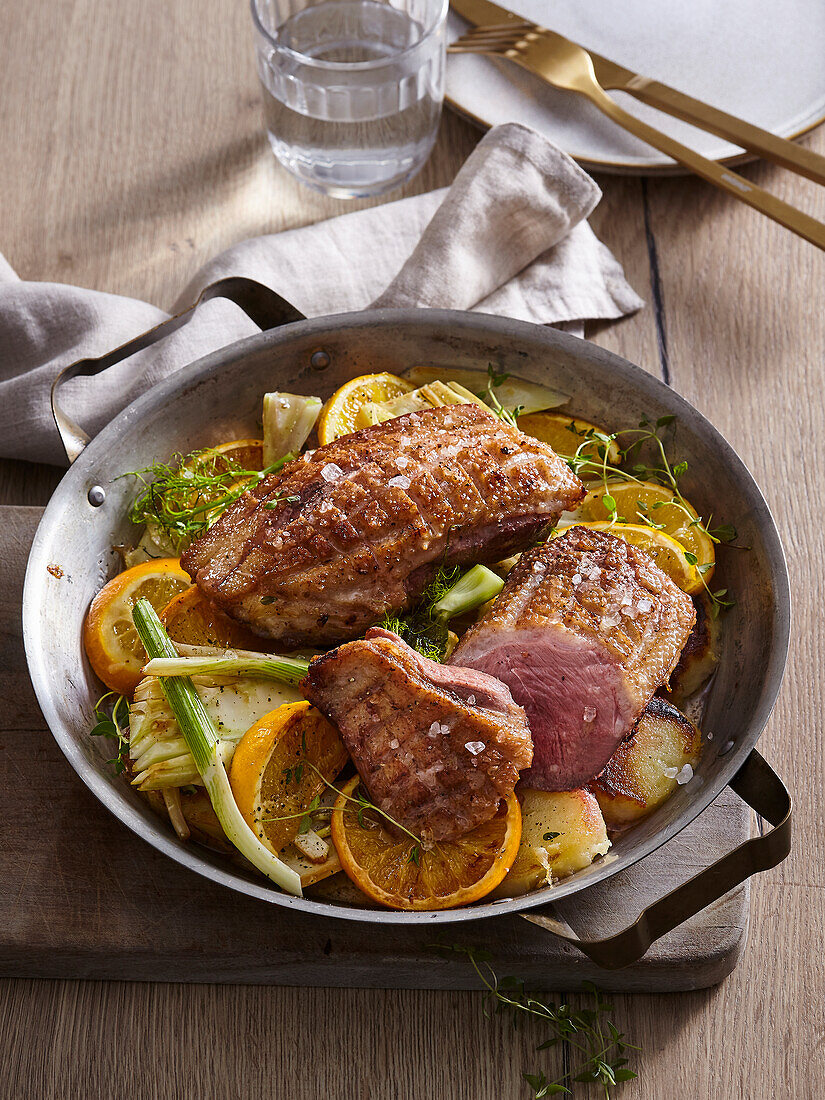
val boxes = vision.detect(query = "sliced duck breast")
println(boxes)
[302,627,533,843]
[450,526,695,790]
[182,403,584,647]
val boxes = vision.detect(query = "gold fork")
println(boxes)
[449,23,825,250]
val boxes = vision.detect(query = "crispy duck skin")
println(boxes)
[301,628,533,843]
[451,526,696,791]
[181,404,584,647]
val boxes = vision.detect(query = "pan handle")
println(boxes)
[51,276,306,464]
[521,749,791,969]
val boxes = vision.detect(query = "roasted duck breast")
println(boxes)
[182,404,584,647]
[302,627,533,843]
[451,526,695,791]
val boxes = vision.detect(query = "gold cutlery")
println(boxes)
[449,0,825,250]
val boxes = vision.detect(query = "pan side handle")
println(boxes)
[521,749,791,969]
[51,277,306,464]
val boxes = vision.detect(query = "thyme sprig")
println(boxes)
[125,448,294,552]
[264,759,424,864]
[557,414,739,616]
[434,945,638,1097]
[89,691,130,774]
[482,364,524,427]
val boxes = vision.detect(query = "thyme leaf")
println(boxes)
[483,363,522,427]
[89,691,130,774]
[263,762,424,853]
[554,414,743,616]
[432,946,639,1097]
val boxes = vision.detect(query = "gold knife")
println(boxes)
[449,0,825,187]
[449,0,825,249]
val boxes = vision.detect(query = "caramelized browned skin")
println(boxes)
[182,404,584,647]
[302,628,533,843]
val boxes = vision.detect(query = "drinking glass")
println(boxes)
[251,0,448,198]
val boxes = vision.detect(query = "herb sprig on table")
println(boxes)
[434,945,639,1097]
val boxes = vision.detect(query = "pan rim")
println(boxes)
[22,308,791,925]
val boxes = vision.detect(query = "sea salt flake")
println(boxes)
[637,597,654,613]
[465,741,485,756]
[572,573,582,585]
[532,562,545,574]
[706,731,714,741]
[427,722,440,739]
[389,739,399,750]
[466,694,476,705]
[662,766,679,779]
[388,474,411,490]
[583,706,596,723]
[396,456,409,468]
[321,462,343,483]
[676,763,694,785]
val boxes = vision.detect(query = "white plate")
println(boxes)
[446,0,825,173]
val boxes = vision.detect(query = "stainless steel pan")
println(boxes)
[22,278,791,968]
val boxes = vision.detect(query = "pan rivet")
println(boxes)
[310,350,331,371]
[88,485,106,507]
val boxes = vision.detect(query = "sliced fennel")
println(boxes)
[357,379,491,428]
[404,366,568,417]
[380,564,503,660]
[129,669,302,789]
[263,392,322,467]
[432,565,504,620]
[131,600,302,896]
[122,521,178,567]
[143,654,310,683]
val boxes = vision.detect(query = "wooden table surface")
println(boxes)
[1,1,823,1096]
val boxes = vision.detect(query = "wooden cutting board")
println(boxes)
[0,506,750,991]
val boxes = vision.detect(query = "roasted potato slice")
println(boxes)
[591,697,701,830]
[491,788,610,899]
[664,591,719,706]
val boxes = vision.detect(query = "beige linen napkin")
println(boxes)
[0,123,642,466]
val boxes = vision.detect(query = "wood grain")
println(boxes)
[0,0,821,1095]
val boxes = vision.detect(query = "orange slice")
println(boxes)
[331,777,522,911]
[517,412,620,476]
[229,701,349,855]
[161,586,267,650]
[317,373,413,445]
[83,559,191,696]
[576,479,715,582]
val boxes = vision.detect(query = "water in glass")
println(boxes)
[254,0,446,197]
